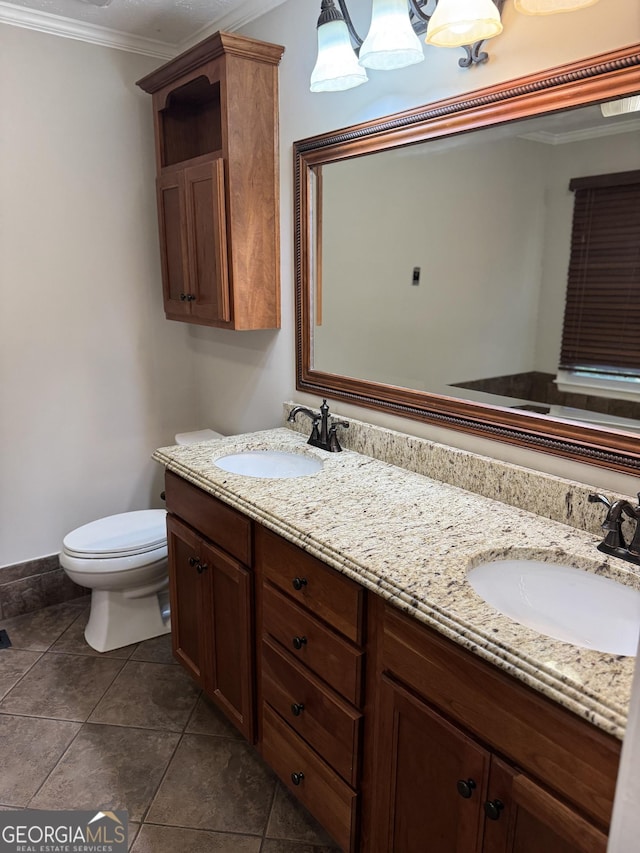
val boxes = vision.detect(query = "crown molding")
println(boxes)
[0,2,178,57]
[0,0,287,57]
[521,117,640,145]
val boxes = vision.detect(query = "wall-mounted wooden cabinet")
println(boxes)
[137,32,284,330]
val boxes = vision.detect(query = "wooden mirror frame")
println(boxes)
[294,43,640,475]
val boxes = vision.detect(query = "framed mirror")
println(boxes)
[294,44,640,475]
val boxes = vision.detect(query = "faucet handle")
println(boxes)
[309,417,321,443]
[328,420,349,452]
[588,493,611,509]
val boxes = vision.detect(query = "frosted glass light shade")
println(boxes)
[426,0,503,48]
[514,0,599,14]
[310,19,368,92]
[359,0,425,70]
[600,96,640,117]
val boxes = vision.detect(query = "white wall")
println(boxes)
[0,26,202,567]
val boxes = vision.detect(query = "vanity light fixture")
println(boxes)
[310,0,601,92]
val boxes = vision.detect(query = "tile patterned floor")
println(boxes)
[0,599,340,852]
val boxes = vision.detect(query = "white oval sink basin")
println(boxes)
[468,559,640,656]
[214,450,323,479]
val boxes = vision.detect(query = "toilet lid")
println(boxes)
[63,510,167,558]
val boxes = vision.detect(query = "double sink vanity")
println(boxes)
[153,409,639,853]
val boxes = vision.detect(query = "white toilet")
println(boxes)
[60,510,170,652]
[60,428,224,653]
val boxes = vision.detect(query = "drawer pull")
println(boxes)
[292,636,308,650]
[291,702,305,717]
[456,779,477,799]
[291,771,305,786]
[484,799,504,821]
[292,577,308,591]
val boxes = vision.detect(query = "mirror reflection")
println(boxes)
[312,101,640,433]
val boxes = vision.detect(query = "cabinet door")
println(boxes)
[203,534,254,741]
[166,514,208,685]
[483,758,608,853]
[371,674,490,853]
[167,514,255,741]
[156,171,191,319]
[184,158,230,324]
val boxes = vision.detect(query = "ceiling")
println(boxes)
[0,0,289,57]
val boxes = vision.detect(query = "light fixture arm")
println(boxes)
[334,0,364,48]
[407,0,431,27]
[458,0,507,67]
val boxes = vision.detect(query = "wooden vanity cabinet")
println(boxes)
[137,32,284,330]
[363,598,618,853]
[256,525,366,853]
[161,469,621,852]
[164,471,254,740]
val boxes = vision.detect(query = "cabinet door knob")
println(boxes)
[188,557,199,567]
[291,772,305,786]
[291,703,305,717]
[186,293,196,301]
[484,799,504,821]
[196,562,208,574]
[292,577,308,591]
[180,292,188,301]
[456,779,477,799]
[292,636,307,650]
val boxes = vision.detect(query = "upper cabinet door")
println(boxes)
[156,171,190,320]
[185,158,230,325]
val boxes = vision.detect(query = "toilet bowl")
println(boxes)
[60,510,170,653]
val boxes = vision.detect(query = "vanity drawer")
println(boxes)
[262,637,361,787]
[262,702,358,853]
[256,525,363,644]
[263,583,363,706]
[165,471,251,564]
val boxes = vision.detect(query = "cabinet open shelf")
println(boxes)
[160,76,222,168]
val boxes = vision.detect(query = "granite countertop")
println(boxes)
[153,427,638,740]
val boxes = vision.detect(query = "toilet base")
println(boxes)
[85,587,171,652]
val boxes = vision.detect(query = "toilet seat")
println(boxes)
[63,510,167,559]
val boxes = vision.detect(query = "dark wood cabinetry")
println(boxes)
[256,526,365,853]
[161,471,620,852]
[164,471,254,740]
[364,598,617,853]
[137,32,284,329]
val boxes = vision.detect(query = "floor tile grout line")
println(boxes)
[0,649,45,703]
[260,775,280,849]
[137,728,187,827]
[1,649,128,723]
[25,718,86,809]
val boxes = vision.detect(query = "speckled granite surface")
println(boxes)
[153,427,639,741]
[283,402,635,537]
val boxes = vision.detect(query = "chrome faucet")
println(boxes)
[287,399,349,452]
[588,492,640,566]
